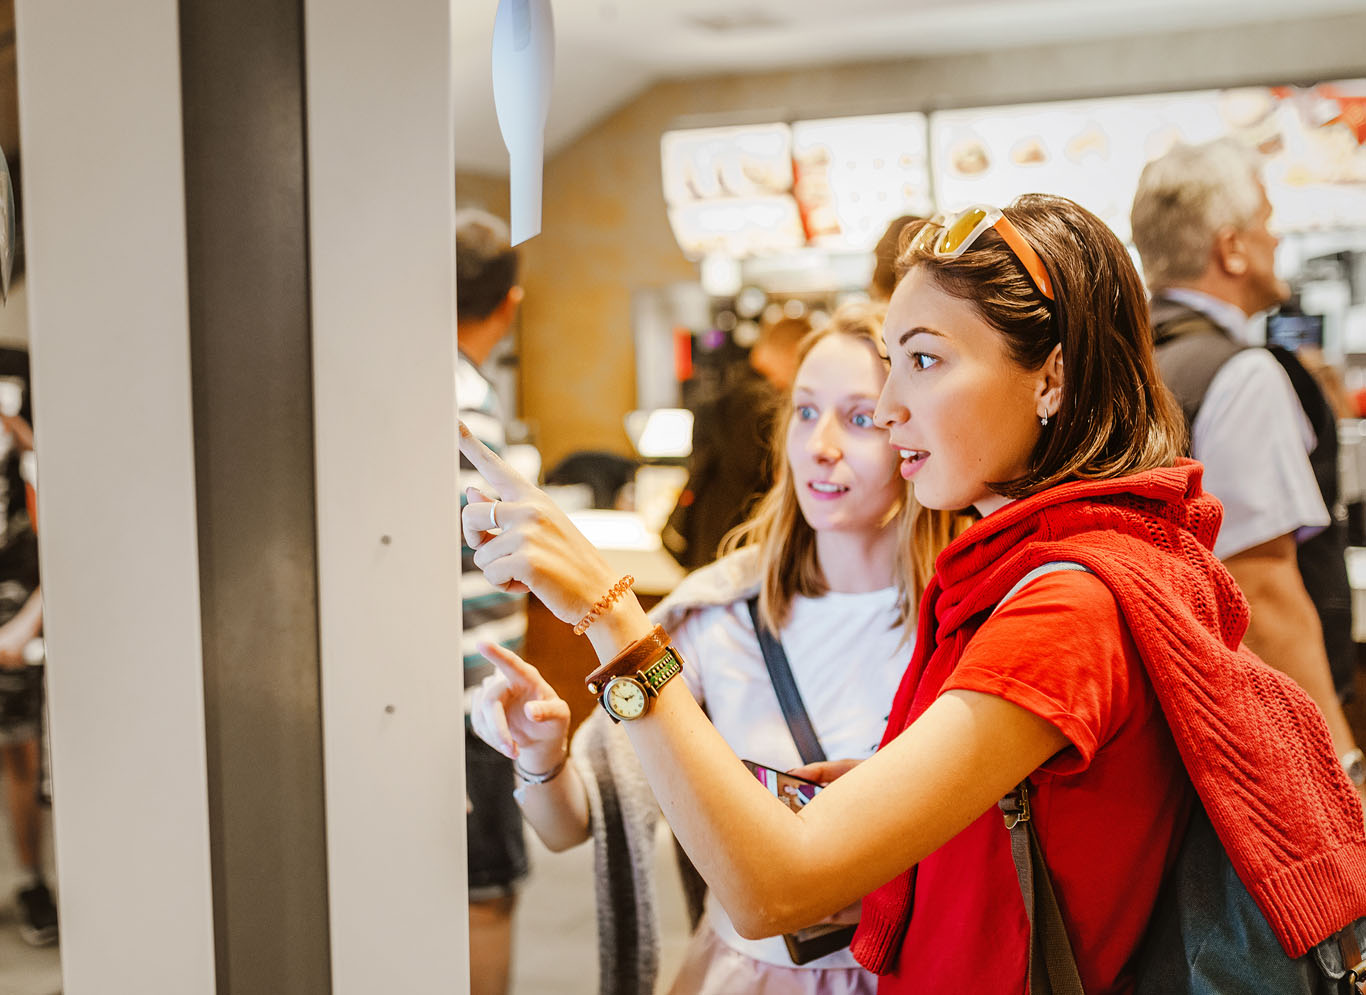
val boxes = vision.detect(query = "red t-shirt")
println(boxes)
[884,571,1193,995]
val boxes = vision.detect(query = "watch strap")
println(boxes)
[598,647,684,723]
[586,623,670,695]
[638,646,683,692]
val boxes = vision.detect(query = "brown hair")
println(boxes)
[899,194,1184,499]
[720,300,966,632]
[871,215,919,301]
[455,209,520,322]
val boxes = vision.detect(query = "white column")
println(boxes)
[13,2,217,993]
[304,2,469,992]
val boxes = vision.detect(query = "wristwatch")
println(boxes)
[584,624,670,693]
[593,646,683,723]
[1342,748,1366,789]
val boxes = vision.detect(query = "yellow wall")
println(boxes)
[494,12,1366,469]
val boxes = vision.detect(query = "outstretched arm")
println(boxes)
[458,423,1068,936]
[469,642,591,852]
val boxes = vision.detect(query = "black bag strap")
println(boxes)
[990,562,1090,995]
[746,597,825,765]
[1000,783,1086,995]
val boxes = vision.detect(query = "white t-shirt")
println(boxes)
[669,587,912,969]
[1162,289,1330,559]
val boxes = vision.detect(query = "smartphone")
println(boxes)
[742,759,822,813]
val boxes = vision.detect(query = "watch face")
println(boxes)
[605,677,648,720]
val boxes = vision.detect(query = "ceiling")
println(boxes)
[0,1,1363,180]
[452,0,1366,173]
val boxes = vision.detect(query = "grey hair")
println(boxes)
[1130,139,1265,290]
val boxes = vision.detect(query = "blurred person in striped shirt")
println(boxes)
[457,209,528,995]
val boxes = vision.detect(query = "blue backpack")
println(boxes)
[993,563,1366,995]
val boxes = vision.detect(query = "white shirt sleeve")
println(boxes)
[666,608,708,707]
[1191,348,1330,560]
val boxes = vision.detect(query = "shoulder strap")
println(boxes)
[991,561,1089,617]
[1149,299,1244,433]
[992,562,1091,995]
[746,597,826,765]
[1000,784,1087,995]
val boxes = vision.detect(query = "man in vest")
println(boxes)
[1132,139,1365,796]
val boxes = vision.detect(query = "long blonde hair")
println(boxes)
[719,300,966,634]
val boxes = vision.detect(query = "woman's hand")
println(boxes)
[459,422,653,658]
[788,758,863,786]
[460,422,622,625]
[471,641,595,851]
[468,641,571,776]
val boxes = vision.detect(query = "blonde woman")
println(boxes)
[469,302,959,995]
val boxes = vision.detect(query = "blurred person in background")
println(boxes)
[456,209,528,995]
[0,347,53,947]
[1132,139,1365,796]
[664,314,809,571]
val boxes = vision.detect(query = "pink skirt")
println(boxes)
[666,925,877,995]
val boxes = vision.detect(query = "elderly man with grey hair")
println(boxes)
[1132,139,1365,796]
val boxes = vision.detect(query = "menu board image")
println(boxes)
[1261,81,1366,232]
[791,113,934,250]
[665,196,807,259]
[661,122,805,258]
[661,122,795,204]
[931,91,1229,243]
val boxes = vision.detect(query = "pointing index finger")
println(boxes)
[478,641,547,693]
[458,421,532,498]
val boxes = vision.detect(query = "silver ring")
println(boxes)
[490,501,500,530]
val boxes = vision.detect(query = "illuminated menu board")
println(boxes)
[660,81,1366,261]
[661,123,806,258]
[791,113,933,251]
[929,81,1366,240]
[661,113,932,258]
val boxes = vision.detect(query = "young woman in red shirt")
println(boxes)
[458,194,1366,994]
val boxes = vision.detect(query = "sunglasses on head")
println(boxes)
[911,204,1054,301]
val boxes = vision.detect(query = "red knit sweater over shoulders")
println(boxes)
[853,460,1366,974]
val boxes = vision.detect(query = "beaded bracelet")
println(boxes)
[573,574,634,635]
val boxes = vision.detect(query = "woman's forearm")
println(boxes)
[501,596,650,853]
[514,761,592,852]
[619,684,1070,938]
[581,594,654,662]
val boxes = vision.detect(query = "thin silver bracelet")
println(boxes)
[513,753,567,785]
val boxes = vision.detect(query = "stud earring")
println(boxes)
[1040,414,1049,427]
